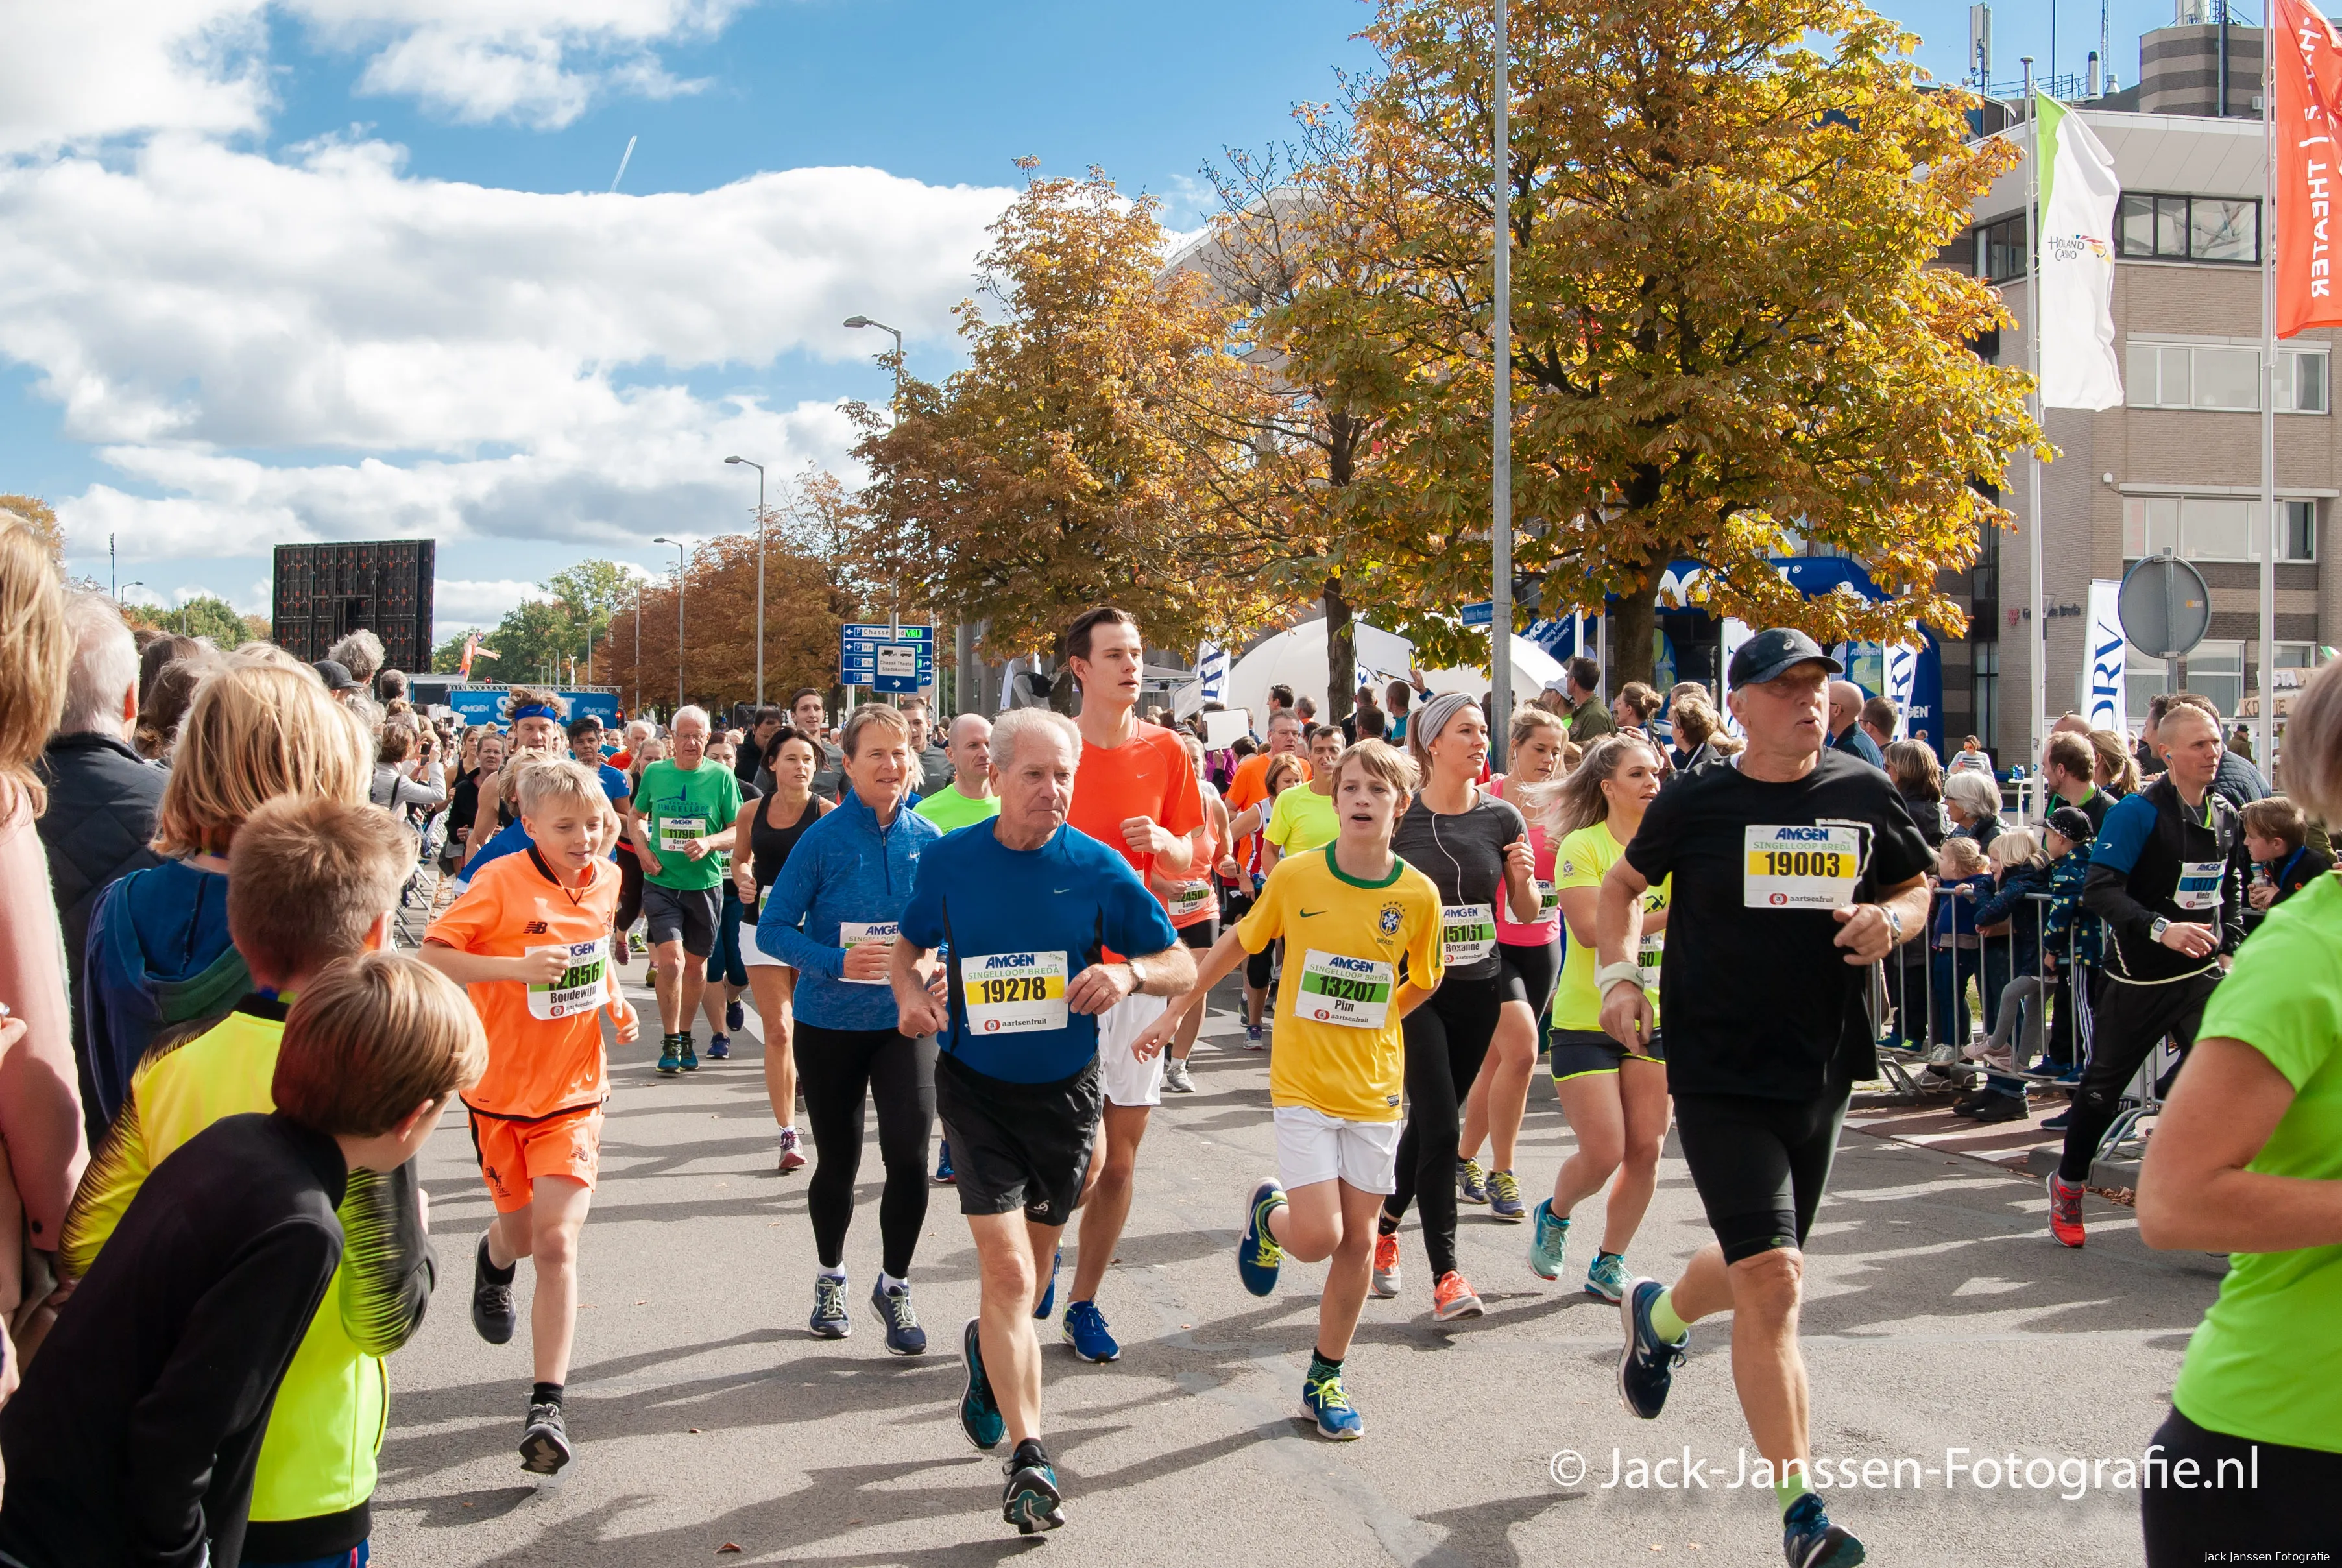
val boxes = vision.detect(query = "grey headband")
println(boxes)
[1412,690,1478,752]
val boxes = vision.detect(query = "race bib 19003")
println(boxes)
[961,950,1068,1034]
[1295,948,1393,1030]
[1743,825,1861,910]
[839,919,900,985]
[2173,859,2227,912]
[527,937,608,1020]
[1441,903,1497,967]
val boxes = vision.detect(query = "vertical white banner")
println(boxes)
[1719,618,1754,737]
[2084,579,2127,732]
[1884,643,1920,740]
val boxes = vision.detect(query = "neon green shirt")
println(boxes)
[1266,785,1340,858]
[915,783,1002,832]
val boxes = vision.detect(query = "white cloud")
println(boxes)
[0,3,271,154]
[434,576,552,625]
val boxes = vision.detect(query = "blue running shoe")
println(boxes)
[1033,1246,1061,1321]
[726,997,745,1031]
[870,1280,927,1355]
[1782,1493,1866,1567]
[1458,1157,1489,1205]
[656,1036,681,1075]
[1002,1441,1066,1535]
[1061,1299,1120,1363]
[808,1273,850,1339]
[1585,1251,1629,1304]
[1618,1277,1687,1420]
[705,1034,730,1060]
[935,1140,956,1185]
[1301,1363,1364,1441]
[1488,1168,1526,1222]
[679,1037,699,1072]
[1527,1198,1570,1281]
[959,1318,1004,1450]
[1237,1178,1285,1297]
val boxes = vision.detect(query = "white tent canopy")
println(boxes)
[1419,636,1566,705]
[1214,618,1565,725]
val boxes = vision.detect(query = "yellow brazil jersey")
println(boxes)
[1235,844,1445,1123]
[1551,819,1671,1031]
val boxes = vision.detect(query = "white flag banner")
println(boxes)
[2084,578,2127,732]
[2035,93,2124,410]
[1719,619,1754,738]
[1884,643,1921,740]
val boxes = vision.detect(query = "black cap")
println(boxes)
[1728,628,1842,688]
[2046,805,2095,844]
[312,658,361,692]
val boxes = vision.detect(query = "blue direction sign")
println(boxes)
[1459,600,1493,627]
[839,622,934,694]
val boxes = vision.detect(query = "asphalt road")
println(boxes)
[370,971,2219,1566]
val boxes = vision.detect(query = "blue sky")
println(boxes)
[0,0,2221,630]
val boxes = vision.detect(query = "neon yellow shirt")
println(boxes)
[1551,819,1671,1031]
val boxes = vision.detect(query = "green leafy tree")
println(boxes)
[154,595,255,645]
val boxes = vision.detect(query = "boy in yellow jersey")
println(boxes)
[422,757,637,1482]
[58,797,433,1568]
[1136,740,1443,1440]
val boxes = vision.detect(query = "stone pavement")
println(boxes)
[370,974,2219,1566]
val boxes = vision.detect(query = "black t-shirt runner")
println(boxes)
[1392,788,1528,983]
[1623,750,1933,1101]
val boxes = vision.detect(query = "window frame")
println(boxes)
[2120,495,2321,564]
[2115,193,2262,265]
[2123,339,2331,416]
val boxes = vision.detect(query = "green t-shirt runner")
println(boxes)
[913,783,1001,833]
[2171,871,2342,1454]
[636,758,743,891]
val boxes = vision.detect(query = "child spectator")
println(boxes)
[59,797,435,1567]
[422,758,636,1482]
[2241,795,2333,923]
[0,950,482,1568]
[1957,828,2057,1122]
[1929,836,1995,1057]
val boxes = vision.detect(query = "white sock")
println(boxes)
[879,1271,907,1296]
[776,1123,795,1138]
[818,1264,845,1283]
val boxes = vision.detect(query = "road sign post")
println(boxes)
[841,622,934,697]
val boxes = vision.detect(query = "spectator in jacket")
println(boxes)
[1880,739,1947,1050]
[80,658,371,1129]
[369,719,448,815]
[1957,828,2057,1122]
[1942,769,2003,856]
[0,950,483,1568]
[2241,795,2333,923]
[1929,836,1996,1056]
[1560,656,1611,742]
[1828,680,1887,767]
[2090,726,2142,799]
[1859,694,1900,755]
[132,651,211,764]
[2036,804,2101,1075]
[0,512,90,1369]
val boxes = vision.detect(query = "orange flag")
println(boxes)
[2275,0,2342,336]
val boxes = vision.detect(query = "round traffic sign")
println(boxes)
[2116,554,2211,660]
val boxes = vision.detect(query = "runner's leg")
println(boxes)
[797,1024,876,1270]
[751,966,798,1125]
[869,1029,939,1280]
[1551,1070,1626,1217]
[651,937,687,1035]
[969,1212,1054,1444]
[526,1176,592,1386]
[1265,1179,1384,1363]
[1603,1055,1672,1255]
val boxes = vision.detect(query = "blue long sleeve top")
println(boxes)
[755,790,941,1031]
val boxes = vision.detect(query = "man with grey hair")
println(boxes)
[38,592,163,1118]
[326,627,385,688]
[629,703,743,1072]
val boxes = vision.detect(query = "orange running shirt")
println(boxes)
[426,848,623,1120]
[1225,748,1312,869]
[1067,721,1205,883]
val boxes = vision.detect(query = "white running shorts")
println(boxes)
[741,923,793,971]
[1273,1105,1403,1196]
[1095,990,1170,1109]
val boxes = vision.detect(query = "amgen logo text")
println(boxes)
[980,954,1037,971]
[1770,826,1835,843]
[1327,955,1379,974]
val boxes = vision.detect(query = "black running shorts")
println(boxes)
[641,882,720,958]
[934,1051,1102,1229]
[1672,1087,1851,1265]
[1549,1027,1667,1081]
[1495,936,1562,1019]
[1177,916,1220,951]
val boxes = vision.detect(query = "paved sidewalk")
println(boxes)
[371,976,2216,1565]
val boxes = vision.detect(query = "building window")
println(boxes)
[2121,496,2321,562]
[2185,641,2245,718]
[1975,214,2027,283]
[2116,193,2261,263]
[2124,342,2328,413]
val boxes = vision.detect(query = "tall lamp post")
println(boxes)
[725,455,767,706]
[652,537,686,711]
[1488,0,1514,768]
[844,316,904,418]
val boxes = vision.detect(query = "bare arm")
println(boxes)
[419,938,566,987]
[1595,858,1654,1050]
[2138,1036,2342,1253]
[1502,837,1539,924]
[1832,874,1931,965]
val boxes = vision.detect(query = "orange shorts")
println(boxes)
[468,1103,602,1213]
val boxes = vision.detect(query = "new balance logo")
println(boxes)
[524,921,549,934]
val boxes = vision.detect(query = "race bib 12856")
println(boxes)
[527,937,608,1020]
[1743,825,1861,910]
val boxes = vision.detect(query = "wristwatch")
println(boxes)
[1879,905,1903,945]
[2150,917,2172,943]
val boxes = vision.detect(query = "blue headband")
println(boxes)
[511,703,561,722]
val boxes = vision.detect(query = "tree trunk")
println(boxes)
[1324,575,1356,724]
[1609,559,1666,691]
[1044,652,1079,715]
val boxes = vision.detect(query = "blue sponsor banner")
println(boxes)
[446,686,620,729]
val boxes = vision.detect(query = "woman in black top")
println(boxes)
[730,727,831,1172]
[441,729,503,874]
[1377,692,1539,1321]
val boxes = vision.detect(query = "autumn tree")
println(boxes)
[608,529,847,719]
[0,494,65,564]
[1288,0,2041,684]
[851,165,1278,705]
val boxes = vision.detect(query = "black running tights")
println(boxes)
[795,1022,937,1278]
[1384,976,1503,1278]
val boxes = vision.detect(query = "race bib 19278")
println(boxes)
[1743,825,1861,910]
[1295,949,1393,1030]
[527,937,608,1020]
[961,950,1068,1035]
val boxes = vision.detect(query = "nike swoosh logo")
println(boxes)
[1299,908,1324,917]
[1052,887,1073,895]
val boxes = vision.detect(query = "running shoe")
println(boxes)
[1431,1270,1483,1321]
[1244,1024,1264,1050]
[959,1318,1004,1451]
[2040,1108,2073,1131]
[1584,1251,1629,1304]
[1782,1492,1866,1567]
[1002,1440,1066,1535]
[1371,1231,1401,1299]
[1527,1198,1570,1281]
[1061,1300,1120,1363]
[1458,1158,1489,1205]
[679,1037,699,1072]
[520,1400,572,1478]
[471,1233,516,1345]
[1163,1058,1196,1094]
[656,1036,682,1075]
[1618,1277,1687,1419]
[726,997,745,1031]
[705,1034,730,1061]
[1237,1177,1285,1297]
[629,930,646,954]
[1970,1091,2027,1123]
[1488,1168,1525,1222]
[2046,1173,2087,1248]
[1301,1364,1364,1441]
[1033,1246,1061,1321]
[776,1126,806,1174]
[935,1140,956,1185]
[871,1280,928,1356]
[612,938,631,967]
[808,1273,851,1338]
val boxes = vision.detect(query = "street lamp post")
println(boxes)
[725,455,767,706]
[843,316,904,420]
[1488,0,1514,769]
[633,585,642,714]
[652,537,686,711]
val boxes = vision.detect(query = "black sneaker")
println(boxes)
[1782,1491,1864,1566]
[520,1399,572,1477]
[1002,1440,1066,1535]
[726,998,745,1031]
[472,1233,516,1345]
[1969,1091,2029,1124]
[1950,1090,1991,1117]
[870,1279,928,1355]
[1617,1277,1687,1420]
